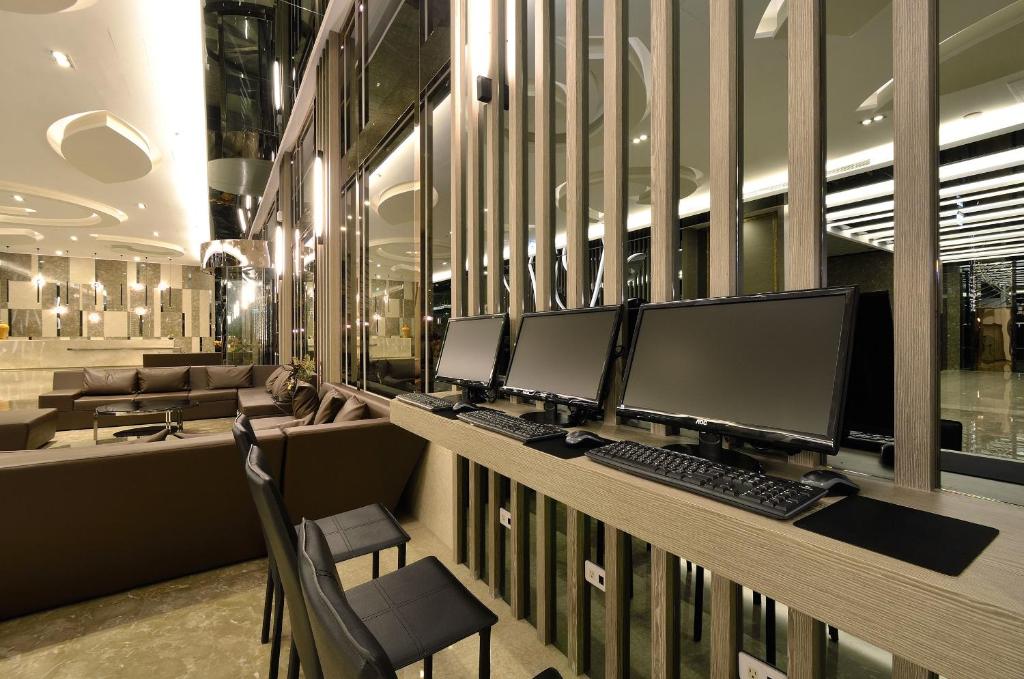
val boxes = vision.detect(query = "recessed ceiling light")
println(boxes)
[860,119,872,126]
[137,202,146,209]
[70,236,78,241]
[12,194,24,202]
[50,50,73,69]
[23,207,36,213]
[133,256,140,262]
[639,134,648,141]
[872,114,885,122]
[632,138,641,144]
[153,231,159,237]
[55,250,63,256]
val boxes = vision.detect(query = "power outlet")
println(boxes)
[498,508,512,530]
[583,560,606,591]
[738,652,786,679]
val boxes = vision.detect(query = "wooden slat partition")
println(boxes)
[510,480,529,618]
[564,0,588,309]
[604,524,628,678]
[278,151,294,361]
[566,508,587,675]
[893,0,940,492]
[651,547,679,679]
[487,468,501,596]
[485,0,505,314]
[650,0,679,304]
[322,33,343,383]
[450,0,465,319]
[892,657,938,679]
[536,493,555,644]
[468,460,483,577]
[709,0,742,298]
[534,0,555,312]
[788,609,825,679]
[709,573,741,679]
[465,8,483,316]
[508,0,528,327]
[453,452,466,563]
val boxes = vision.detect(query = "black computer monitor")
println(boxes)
[842,290,894,439]
[434,313,508,399]
[619,288,858,466]
[502,305,623,424]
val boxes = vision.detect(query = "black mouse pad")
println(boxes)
[794,495,999,576]
[526,434,611,460]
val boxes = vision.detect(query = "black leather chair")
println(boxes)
[235,417,410,679]
[297,518,498,678]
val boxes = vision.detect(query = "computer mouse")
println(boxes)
[452,401,478,413]
[800,469,860,496]
[565,431,604,447]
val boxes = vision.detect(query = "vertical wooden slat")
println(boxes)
[650,0,679,304]
[604,525,628,678]
[466,1,483,316]
[709,0,742,298]
[787,609,825,679]
[510,480,528,619]
[536,493,555,644]
[709,573,741,679]
[651,547,680,679]
[508,0,528,328]
[324,33,343,383]
[786,0,827,468]
[453,453,466,564]
[566,508,587,675]
[893,0,939,491]
[278,153,294,361]
[485,0,505,314]
[468,460,483,577]
[602,0,627,425]
[487,468,501,596]
[892,657,938,679]
[450,0,465,318]
[534,0,555,312]
[565,0,588,309]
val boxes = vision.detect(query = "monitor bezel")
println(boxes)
[617,287,858,454]
[434,312,509,390]
[500,305,624,409]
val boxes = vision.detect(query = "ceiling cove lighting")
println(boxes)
[272,61,283,111]
[50,50,73,69]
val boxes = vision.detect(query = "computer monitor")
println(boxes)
[502,305,623,424]
[619,288,857,466]
[434,313,508,399]
[842,290,894,439]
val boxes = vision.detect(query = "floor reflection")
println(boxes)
[942,369,1024,461]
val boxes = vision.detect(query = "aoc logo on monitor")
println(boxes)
[696,418,709,426]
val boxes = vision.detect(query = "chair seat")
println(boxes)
[345,556,498,670]
[296,503,409,562]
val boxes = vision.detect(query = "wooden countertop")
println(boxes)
[392,397,1024,679]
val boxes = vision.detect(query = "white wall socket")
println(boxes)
[738,652,787,679]
[583,560,606,591]
[498,508,512,530]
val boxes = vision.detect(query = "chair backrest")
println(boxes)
[297,519,395,679]
[231,413,257,465]
[244,445,323,679]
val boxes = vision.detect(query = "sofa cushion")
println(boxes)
[314,390,345,425]
[206,365,252,389]
[133,391,191,404]
[38,388,82,412]
[293,381,319,422]
[251,415,304,431]
[265,366,287,393]
[188,388,238,404]
[0,409,57,451]
[82,368,138,395]
[138,367,190,393]
[74,395,136,411]
[272,372,295,405]
[238,386,284,418]
[334,395,369,423]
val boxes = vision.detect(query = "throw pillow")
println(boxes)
[82,368,138,395]
[292,381,320,422]
[137,367,190,393]
[334,395,369,422]
[264,366,287,393]
[206,365,253,389]
[313,390,346,425]
[272,371,295,405]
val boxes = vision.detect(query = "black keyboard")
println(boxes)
[456,409,567,443]
[395,393,455,412]
[586,440,827,519]
[845,430,893,452]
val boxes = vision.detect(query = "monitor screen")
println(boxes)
[619,289,856,452]
[502,306,622,406]
[434,314,507,388]
[842,291,894,437]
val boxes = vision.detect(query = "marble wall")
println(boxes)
[0,254,215,351]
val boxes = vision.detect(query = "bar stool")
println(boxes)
[233,416,410,679]
[297,518,498,678]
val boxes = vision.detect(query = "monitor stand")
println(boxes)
[664,431,763,473]
[520,401,589,427]
[444,386,489,407]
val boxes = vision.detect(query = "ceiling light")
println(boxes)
[133,256,140,262]
[245,194,252,210]
[872,114,885,122]
[237,208,247,234]
[55,250,63,256]
[23,207,36,213]
[70,236,78,241]
[632,138,641,144]
[313,154,324,239]
[88,312,101,323]
[12,195,24,202]
[153,231,159,237]
[860,119,872,126]
[50,50,73,69]
[272,60,283,111]
[639,134,648,141]
[137,202,146,209]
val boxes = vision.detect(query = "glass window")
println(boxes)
[428,88,454,391]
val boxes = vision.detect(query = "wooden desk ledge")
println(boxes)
[392,397,1024,679]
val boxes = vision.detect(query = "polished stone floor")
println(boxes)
[941,368,1024,460]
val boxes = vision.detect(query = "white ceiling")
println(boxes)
[0,0,209,264]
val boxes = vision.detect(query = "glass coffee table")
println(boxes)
[93,399,198,442]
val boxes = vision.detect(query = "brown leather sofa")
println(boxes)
[143,352,223,367]
[39,364,283,430]
[1,383,425,621]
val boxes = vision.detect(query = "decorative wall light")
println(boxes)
[313,153,324,240]
[54,304,67,336]
[134,306,148,335]
[33,274,44,302]
[272,60,283,112]
[274,224,285,278]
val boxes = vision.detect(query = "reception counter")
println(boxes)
[0,338,176,369]
[393,397,1024,679]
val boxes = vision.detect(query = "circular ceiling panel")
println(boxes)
[208,157,273,196]
[0,182,125,228]
[0,0,93,13]
[0,227,44,245]
[90,234,185,258]
[47,111,155,183]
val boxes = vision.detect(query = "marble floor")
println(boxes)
[941,368,1024,460]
